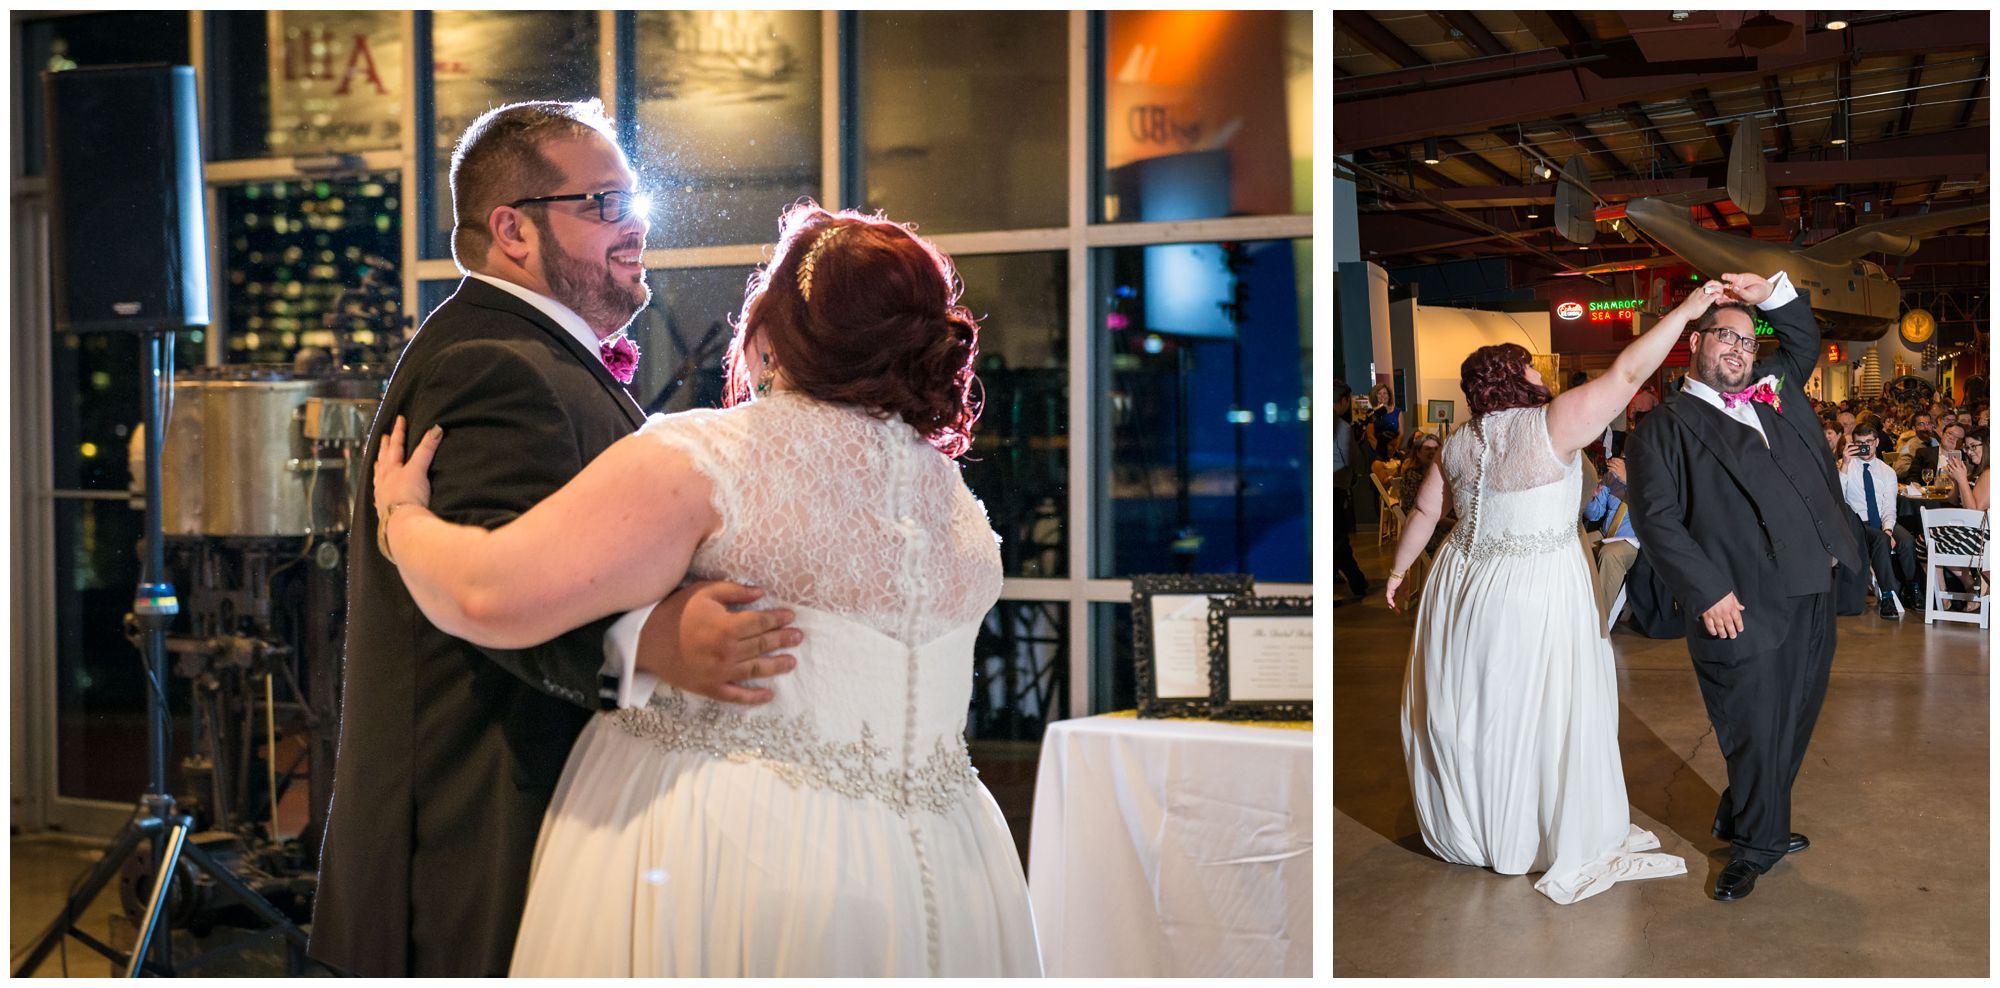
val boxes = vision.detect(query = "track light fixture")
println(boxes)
[1833,184,1850,207]
[1423,137,1441,165]
[1830,110,1848,146]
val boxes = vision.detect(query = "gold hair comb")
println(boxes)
[796,226,843,301]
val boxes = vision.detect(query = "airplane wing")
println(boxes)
[1553,255,1683,277]
[1801,205,1991,263]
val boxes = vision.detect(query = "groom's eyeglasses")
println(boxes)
[1706,329,1760,353]
[508,189,652,224]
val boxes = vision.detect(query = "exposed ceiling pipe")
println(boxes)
[1333,156,1611,282]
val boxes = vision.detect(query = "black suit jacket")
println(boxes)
[309,277,645,976]
[1625,290,1861,662]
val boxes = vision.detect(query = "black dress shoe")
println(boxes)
[1880,596,1902,618]
[1713,858,1765,901]
[1711,822,1809,854]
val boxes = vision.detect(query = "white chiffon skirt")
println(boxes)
[1400,538,1686,904]
[508,715,1043,976]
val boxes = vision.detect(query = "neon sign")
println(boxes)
[1586,299,1641,324]
[1556,301,1583,321]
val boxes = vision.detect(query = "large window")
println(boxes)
[855,12,1068,232]
[634,11,823,249]
[16,12,1313,832]
[956,251,1070,579]
[1100,10,1312,223]
[1093,238,1312,583]
[426,12,600,260]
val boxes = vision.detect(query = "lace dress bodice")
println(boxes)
[611,392,1004,813]
[1437,406,1582,561]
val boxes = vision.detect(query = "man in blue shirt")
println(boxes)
[1585,455,1640,628]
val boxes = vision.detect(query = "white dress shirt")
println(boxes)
[466,271,658,707]
[1677,270,1800,447]
[466,270,609,355]
[1838,455,1899,532]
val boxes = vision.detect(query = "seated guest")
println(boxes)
[1902,422,1966,484]
[1583,455,1640,630]
[1944,427,1989,510]
[1822,417,1844,466]
[1839,422,1917,618]
[1936,427,1990,611]
[1894,412,1937,474]
[1395,433,1441,509]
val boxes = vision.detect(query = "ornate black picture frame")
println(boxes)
[1131,573,1255,718]
[1207,594,1312,721]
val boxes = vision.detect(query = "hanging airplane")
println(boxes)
[1607,196,1990,341]
[1553,117,1989,341]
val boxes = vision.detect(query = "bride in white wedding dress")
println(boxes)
[1383,281,1734,904]
[368,203,1040,975]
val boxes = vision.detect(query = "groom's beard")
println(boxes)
[1692,346,1753,392]
[536,220,651,337]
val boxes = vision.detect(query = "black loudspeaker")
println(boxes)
[44,64,210,334]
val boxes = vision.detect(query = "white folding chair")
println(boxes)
[1371,474,1402,547]
[1920,507,1989,629]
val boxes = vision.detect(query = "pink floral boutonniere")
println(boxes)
[1754,374,1783,414]
[600,334,640,385]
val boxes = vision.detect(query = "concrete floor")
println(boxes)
[1333,534,1990,978]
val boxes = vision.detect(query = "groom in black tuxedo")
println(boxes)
[1625,271,1861,902]
[311,101,800,975]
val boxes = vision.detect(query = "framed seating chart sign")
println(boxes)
[1131,574,1254,718]
[1206,594,1312,721]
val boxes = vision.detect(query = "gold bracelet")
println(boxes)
[376,500,424,564]
[1389,569,1407,580]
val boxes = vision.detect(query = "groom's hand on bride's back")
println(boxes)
[636,581,802,704]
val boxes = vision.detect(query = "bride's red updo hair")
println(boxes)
[1460,343,1553,417]
[726,201,983,458]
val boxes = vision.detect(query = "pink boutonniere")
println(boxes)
[599,334,640,385]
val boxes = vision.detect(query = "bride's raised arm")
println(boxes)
[1545,281,1722,456]
[375,416,720,649]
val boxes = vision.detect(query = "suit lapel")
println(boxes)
[455,278,646,430]
[1661,389,1768,492]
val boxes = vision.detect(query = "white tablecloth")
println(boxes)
[1026,715,1312,977]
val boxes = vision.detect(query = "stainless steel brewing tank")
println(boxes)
[160,368,380,537]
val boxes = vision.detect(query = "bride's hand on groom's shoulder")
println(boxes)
[638,581,803,705]
[374,415,443,518]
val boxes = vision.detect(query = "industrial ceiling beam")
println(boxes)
[1547,11,1593,48]
[1893,56,1927,138]
[1439,12,1508,59]
[1618,101,1680,168]
[1958,57,1987,129]
[1439,138,1518,186]
[1557,114,1629,178]
[1688,88,1735,159]
[1331,156,1607,277]
[1333,10,1985,151]
[1762,75,1796,157]
[1763,153,1987,185]
[1380,177,1711,209]
[1356,148,1462,191]
[1334,11,1428,69]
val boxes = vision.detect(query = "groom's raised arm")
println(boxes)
[1738,270,1819,387]
[1625,418,1735,619]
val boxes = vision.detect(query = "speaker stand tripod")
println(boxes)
[14,330,334,978]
